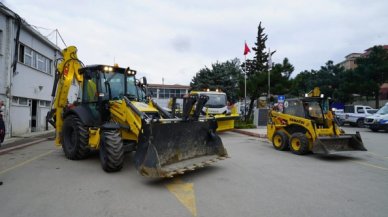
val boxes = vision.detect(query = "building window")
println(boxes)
[18,97,28,105]
[24,46,33,66]
[149,88,157,97]
[39,100,51,107]
[12,97,18,104]
[12,96,29,106]
[19,44,52,74]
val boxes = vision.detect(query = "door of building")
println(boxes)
[31,100,37,132]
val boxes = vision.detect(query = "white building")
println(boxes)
[148,83,190,108]
[0,3,61,137]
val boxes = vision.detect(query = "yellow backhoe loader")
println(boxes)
[46,46,228,177]
[267,87,366,155]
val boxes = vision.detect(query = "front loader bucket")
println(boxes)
[134,120,228,177]
[312,132,367,154]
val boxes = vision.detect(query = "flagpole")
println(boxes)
[244,53,247,120]
[243,41,250,121]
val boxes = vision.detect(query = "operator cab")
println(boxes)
[79,65,146,103]
[78,65,146,123]
[283,98,327,127]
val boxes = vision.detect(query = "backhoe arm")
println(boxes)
[49,46,83,145]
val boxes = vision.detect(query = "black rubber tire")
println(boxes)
[370,127,379,132]
[100,129,124,172]
[62,115,90,160]
[356,119,364,128]
[289,132,310,155]
[272,131,289,151]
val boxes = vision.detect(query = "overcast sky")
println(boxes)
[2,0,388,85]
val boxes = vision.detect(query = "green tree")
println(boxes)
[270,58,294,96]
[242,22,272,120]
[289,70,315,97]
[290,61,354,103]
[355,46,388,108]
[241,22,293,121]
[190,58,243,103]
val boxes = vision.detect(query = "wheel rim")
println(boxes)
[291,138,301,151]
[273,135,282,148]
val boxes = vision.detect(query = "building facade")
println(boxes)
[338,53,362,70]
[148,83,190,108]
[0,3,61,137]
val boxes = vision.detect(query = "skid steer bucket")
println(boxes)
[134,119,228,177]
[312,132,367,154]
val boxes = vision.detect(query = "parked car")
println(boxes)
[364,103,388,132]
[335,105,377,127]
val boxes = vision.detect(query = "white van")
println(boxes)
[364,103,388,132]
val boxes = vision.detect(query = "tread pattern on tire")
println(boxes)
[62,115,90,160]
[272,131,289,151]
[100,129,124,172]
[289,132,309,155]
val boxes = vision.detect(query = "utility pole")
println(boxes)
[267,48,272,107]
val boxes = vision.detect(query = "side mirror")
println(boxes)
[142,77,147,86]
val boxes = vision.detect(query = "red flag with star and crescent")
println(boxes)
[244,42,251,55]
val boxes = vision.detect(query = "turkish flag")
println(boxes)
[244,42,251,55]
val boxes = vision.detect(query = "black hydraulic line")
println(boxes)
[182,95,197,121]
[10,14,21,74]
[51,70,60,97]
[192,95,209,121]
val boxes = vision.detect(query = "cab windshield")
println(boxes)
[376,104,388,115]
[99,71,143,101]
[203,93,227,108]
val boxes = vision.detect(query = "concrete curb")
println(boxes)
[232,129,267,138]
[0,130,55,155]
[0,138,48,155]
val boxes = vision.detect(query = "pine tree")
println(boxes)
[242,22,274,121]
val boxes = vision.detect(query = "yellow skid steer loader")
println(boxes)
[267,88,366,155]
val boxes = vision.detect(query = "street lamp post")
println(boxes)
[267,48,272,108]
